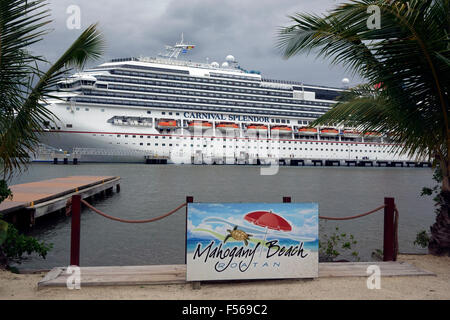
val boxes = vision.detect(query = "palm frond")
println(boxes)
[0,0,105,178]
[278,0,450,163]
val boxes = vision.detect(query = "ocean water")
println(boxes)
[7,163,434,268]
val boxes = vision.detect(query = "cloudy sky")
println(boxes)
[32,0,360,87]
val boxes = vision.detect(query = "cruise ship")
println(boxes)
[39,36,414,165]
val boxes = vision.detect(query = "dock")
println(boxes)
[38,261,434,289]
[0,176,120,228]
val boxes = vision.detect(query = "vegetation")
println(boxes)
[319,227,360,262]
[0,0,105,269]
[414,230,431,248]
[278,0,450,255]
[417,167,442,248]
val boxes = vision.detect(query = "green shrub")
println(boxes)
[1,223,53,267]
[414,230,430,248]
[319,227,360,262]
[0,179,53,269]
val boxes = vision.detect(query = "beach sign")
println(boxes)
[186,203,319,281]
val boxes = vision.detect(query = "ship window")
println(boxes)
[85,108,89,111]
[66,124,72,128]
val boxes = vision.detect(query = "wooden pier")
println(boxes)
[0,176,120,228]
[37,261,435,289]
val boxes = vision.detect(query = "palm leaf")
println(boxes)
[0,0,105,178]
[277,0,449,163]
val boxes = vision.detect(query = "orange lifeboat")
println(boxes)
[188,121,213,131]
[364,131,381,139]
[298,127,318,135]
[320,128,339,136]
[247,124,268,134]
[216,122,240,132]
[157,119,178,129]
[271,126,292,135]
[342,129,361,138]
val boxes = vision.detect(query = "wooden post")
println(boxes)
[70,195,81,266]
[185,196,200,289]
[283,196,292,203]
[383,197,395,261]
[185,196,194,265]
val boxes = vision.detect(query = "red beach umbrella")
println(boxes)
[244,210,292,256]
[244,210,292,232]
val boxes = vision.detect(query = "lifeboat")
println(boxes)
[216,122,240,132]
[246,124,268,134]
[187,121,213,131]
[298,127,318,136]
[271,126,292,135]
[157,119,178,129]
[320,128,339,137]
[364,131,381,139]
[342,129,361,138]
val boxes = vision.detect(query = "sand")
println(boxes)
[1,254,449,300]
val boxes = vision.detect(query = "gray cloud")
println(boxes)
[31,0,361,87]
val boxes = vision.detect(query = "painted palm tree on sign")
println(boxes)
[277,0,450,255]
[0,0,105,178]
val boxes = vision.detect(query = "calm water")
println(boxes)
[8,163,435,268]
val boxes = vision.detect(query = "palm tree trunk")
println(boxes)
[428,160,450,256]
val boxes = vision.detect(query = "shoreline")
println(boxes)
[1,254,449,300]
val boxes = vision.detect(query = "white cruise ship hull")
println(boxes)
[39,102,413,164]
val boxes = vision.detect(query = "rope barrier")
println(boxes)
[80,199,187,223]
[79,198,399,260]
[319,205,386,221]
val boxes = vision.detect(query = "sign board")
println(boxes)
[186,203,319,281]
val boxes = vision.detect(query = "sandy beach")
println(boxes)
[1,254,449,300]
[0,255,450,300]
